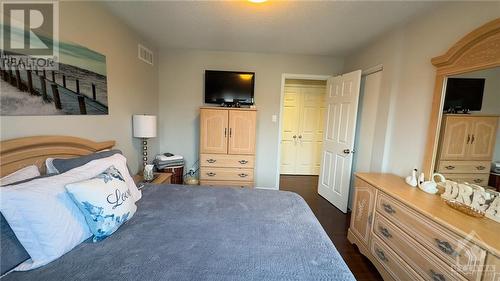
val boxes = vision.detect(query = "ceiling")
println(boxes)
[103,1,440,56]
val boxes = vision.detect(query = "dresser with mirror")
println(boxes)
[348,18,500,281]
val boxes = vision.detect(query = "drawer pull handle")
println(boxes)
[239,160,248,164]
[238,173,248,178]
[473,178,483,183]
[206,172,216,177]
[206,159,216,163]
[379,227,392,239]
[476,165,485,170]
[434,239,457,257]
[430,270,446,281]
[382,203,396,214]
[375,248,388,262]
[445,165,455,170]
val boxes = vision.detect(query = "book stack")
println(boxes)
[154,154,184,170]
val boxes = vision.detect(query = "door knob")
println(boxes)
[343,149,355,154]
[298,135,302,139]
[293,135,297,138]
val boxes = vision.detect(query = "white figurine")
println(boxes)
[417,173,445,194]
[405,169,418,187]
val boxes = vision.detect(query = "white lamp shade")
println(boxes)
[133,115,157,138]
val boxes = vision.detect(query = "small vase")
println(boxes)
[143,164,154,181]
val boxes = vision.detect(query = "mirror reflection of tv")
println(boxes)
[205,70,255,105]
[443,78,485,111]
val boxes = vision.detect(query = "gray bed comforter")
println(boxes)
[3,185,355,281]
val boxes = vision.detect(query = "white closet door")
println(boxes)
[296,87,326,175]
[280,87,300,174]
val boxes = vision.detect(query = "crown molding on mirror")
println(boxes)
[431,18,500,75]
[423,18,500,178]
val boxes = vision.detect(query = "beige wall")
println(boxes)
[344,2,500,177]
[158,49,343,188]
[0,2,159,173]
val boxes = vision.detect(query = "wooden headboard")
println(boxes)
[0,136,115,177]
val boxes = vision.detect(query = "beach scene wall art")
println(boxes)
[1,40,109,116]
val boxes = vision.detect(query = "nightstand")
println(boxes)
[133,172,172,186]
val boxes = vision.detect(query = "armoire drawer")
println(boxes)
[376,193,485,281]
[437,161,491,174]
[200,154,254,168]
[200,167,254,181]
[373,213,467,281]
[441,173,490,186]
[200,180,253,188]
[371,235,424,281]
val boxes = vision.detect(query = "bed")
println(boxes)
[0,136,355,281]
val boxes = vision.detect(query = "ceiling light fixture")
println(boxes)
[248,0,267,3]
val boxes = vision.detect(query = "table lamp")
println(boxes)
[132,114,157,166]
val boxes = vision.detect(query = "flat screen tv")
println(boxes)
[443,78,485,111]
[205,70,255,105]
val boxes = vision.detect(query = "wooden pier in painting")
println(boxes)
[0,65,108,115]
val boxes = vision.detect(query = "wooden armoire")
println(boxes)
[436,114,498,186]
[199,107,257,187]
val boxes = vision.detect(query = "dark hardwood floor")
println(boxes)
[279,175,383,281]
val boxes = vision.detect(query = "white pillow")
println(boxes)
[45,158,58,174]
[66,166,137,242]
[49,154,140,201]
[0,154,140,270]
[0,165,40,186]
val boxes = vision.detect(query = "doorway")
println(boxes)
[280,78,327,176]
[352,68,383,174]
[277,71,364,214]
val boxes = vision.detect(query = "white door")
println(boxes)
[296,87,326,175]
[280,87,300,174]
[318,70,362,213]
[280,84,325,175]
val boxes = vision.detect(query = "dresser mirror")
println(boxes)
[423,19,500,192]
[433,67,500,191]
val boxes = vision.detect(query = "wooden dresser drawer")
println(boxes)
[437,161,490,174]
[200,180,253,188]
[376,193,485,281]
[441,173,490,186]
[482,253,500,281]
[373,213,467,281]
[371,235,424,281]
[200,154,255,168]
[200,167,254,181]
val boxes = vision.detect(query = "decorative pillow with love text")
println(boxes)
[65,166,137,242]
